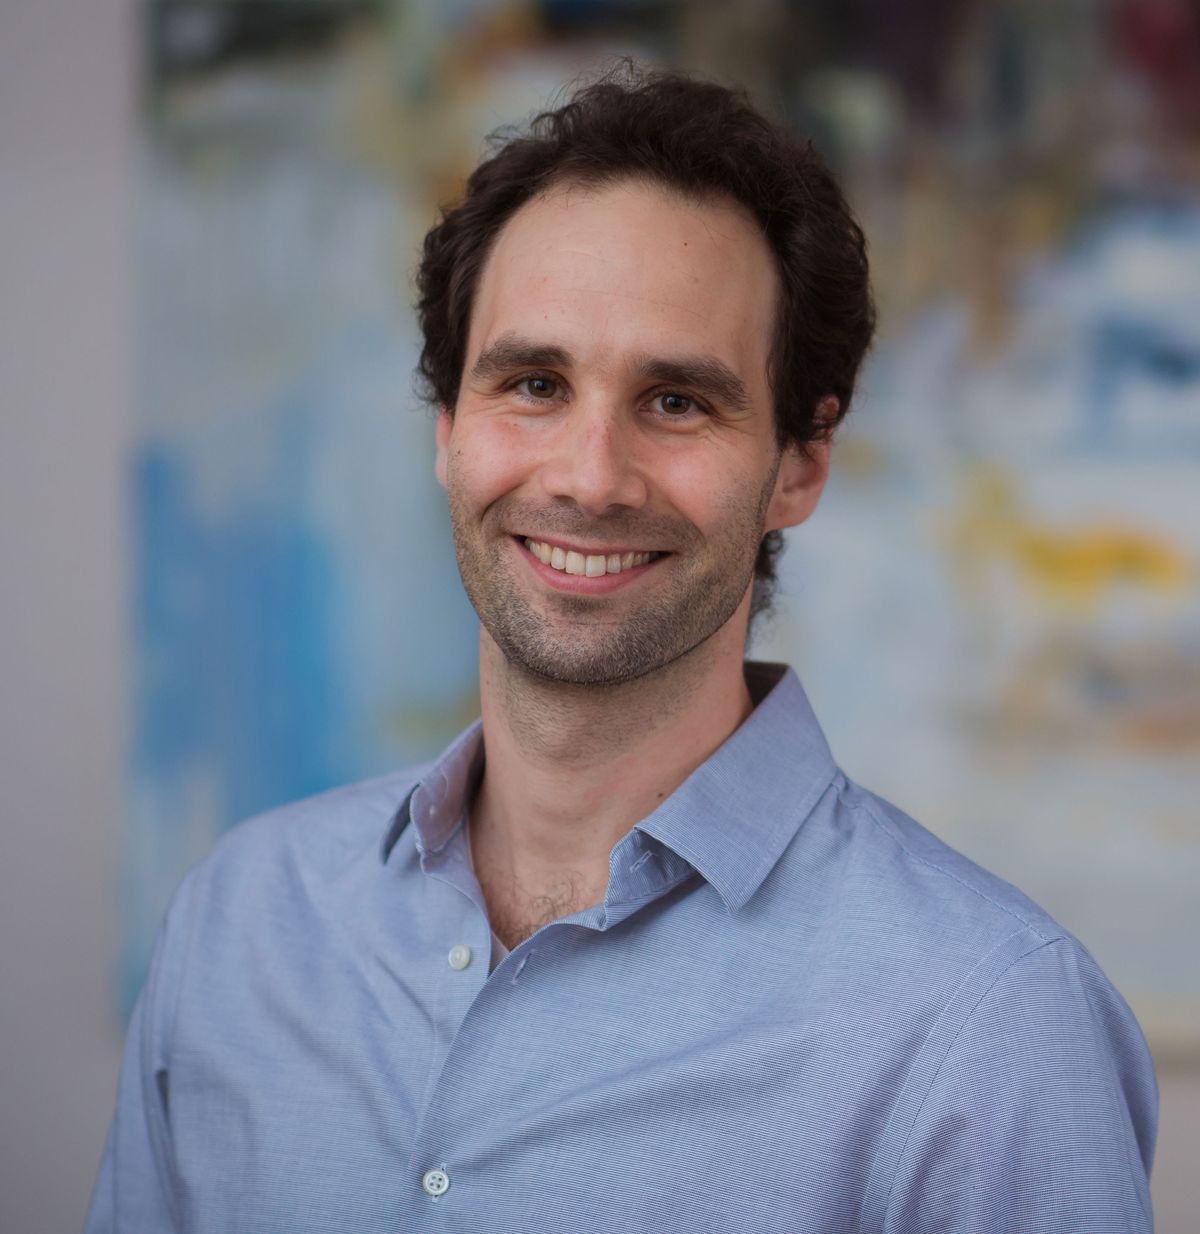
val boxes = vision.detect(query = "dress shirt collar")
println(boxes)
[634,661,837,911]
[378,718,483,862]
[380,661,838,913]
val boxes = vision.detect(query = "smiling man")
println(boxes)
[87,68,1156,1233]
[433,173,832,949]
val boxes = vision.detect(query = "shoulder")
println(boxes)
[809,780,1158,1230]
[820,774,1070,955]
[207,766,426,875]
[774,770,1156,1096]
[831,775,1155,1060]
[764,770,1079,1029]
[869,921,1158,1232]
[163,766,427,945]
[137,766,428,1037]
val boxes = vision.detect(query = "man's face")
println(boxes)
[436,177,824,686]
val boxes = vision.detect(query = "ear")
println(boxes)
[763,397,837,532]
[434,407,453,490]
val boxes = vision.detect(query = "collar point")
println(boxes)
[380,785,419,864]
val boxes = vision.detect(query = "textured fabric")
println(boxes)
[86,662,1157,1233]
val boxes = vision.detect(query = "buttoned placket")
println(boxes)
[396,817,698,1224]
[417,819,494,1012]
[395,809,491,1202]
[366,667,837,1227]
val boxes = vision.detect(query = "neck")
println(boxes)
[469,614,754,920]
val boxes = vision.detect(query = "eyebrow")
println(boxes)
[470,333,753,413]
[469,336,571,383]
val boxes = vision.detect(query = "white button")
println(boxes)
[448,944,472,971]
[421,1167,450,1197]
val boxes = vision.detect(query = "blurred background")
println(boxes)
[2,1,1197,1230]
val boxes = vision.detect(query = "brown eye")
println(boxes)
[652,392,698,417]
[521,376,558,399]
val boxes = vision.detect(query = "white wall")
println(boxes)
[0,4,1195,1231]
[0,2,131,1230]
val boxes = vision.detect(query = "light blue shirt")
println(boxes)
[86,662,1156,1232]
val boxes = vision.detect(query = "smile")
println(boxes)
[522,537,664,577]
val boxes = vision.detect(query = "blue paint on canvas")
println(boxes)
[124,74,481,1013]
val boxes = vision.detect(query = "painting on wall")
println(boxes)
[128,1,1199,1053]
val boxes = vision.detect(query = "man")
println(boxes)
[88,68,1156,1232]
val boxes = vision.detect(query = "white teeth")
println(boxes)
[524,538,658,575]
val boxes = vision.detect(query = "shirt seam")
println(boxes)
[861,929,1057,1233]
[851,793,1054,944]
[868,934,1145,1234]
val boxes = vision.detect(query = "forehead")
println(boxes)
[466,178,779,387]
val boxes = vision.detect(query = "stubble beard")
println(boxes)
[446,481,776,688]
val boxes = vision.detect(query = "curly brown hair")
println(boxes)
[416,63,875,616]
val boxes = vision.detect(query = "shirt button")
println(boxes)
[448,944,472,971]
[422,1167,451,1197]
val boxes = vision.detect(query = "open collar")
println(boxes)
[633,662,838,912]
[381,661,838,912]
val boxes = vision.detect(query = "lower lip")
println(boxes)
[515,539,664,594]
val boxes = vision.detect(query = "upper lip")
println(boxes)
[516,534,664,556]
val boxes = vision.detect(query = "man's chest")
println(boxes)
[166,912,901,1234]
[467,813,608,952]
[475,865,604,952]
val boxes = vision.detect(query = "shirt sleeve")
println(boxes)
[83,879,196,1234]
[881,936,1157,1234]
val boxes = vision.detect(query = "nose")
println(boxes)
[537,398,649,516]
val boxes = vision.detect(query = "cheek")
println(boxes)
[447,421,536,506]
[658,441,771,527]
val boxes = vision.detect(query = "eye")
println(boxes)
[650,391,702,418]
[516,374,561,400]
